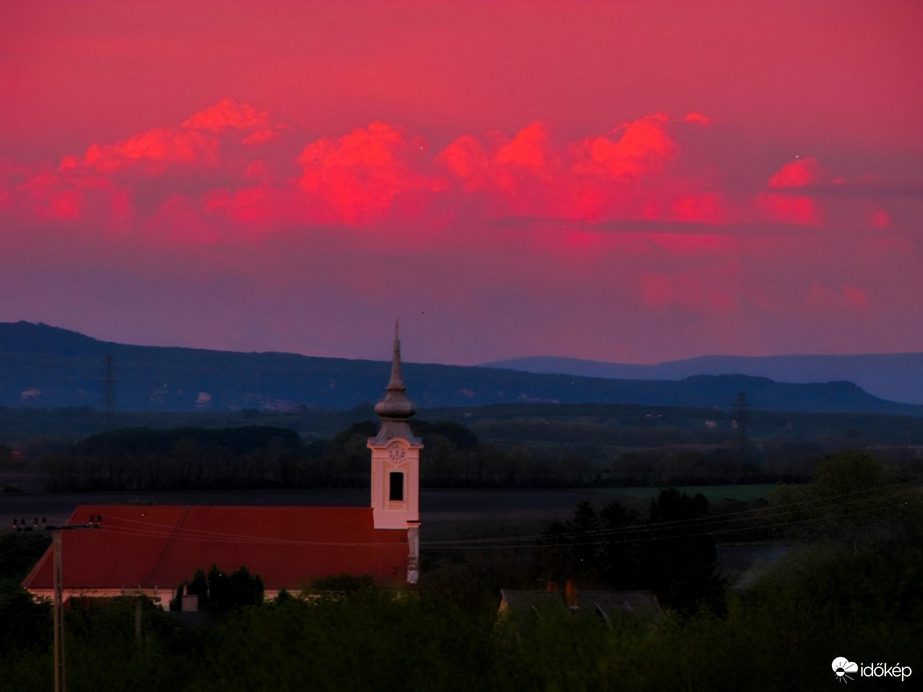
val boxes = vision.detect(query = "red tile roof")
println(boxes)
[23,505,409,592]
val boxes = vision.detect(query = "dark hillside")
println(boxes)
[485,352,923,405]
[2,321,922,416]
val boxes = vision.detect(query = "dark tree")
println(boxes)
[174,565,264,613]
[230,566,264,608]
[186,569,209,611]
[644,488,724,615]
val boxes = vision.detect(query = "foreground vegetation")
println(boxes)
[2,453,920,691]
[2,542,919,691]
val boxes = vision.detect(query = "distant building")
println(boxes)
[23,325,423,605]
[499,582,661,624]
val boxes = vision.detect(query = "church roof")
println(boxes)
[23,505,409,592]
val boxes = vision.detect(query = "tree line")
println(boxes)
[19,416,923,493]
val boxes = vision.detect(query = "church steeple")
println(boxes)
[367,322,423,561]
[373,319,416,422]
[370,320,421,446]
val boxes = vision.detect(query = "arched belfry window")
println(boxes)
[389,471,404,502]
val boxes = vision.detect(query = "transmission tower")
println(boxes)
[732,390,750,453]
[101,355,117,428]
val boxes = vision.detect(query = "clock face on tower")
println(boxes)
[387,442,406,463]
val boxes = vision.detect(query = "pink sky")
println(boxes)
[1,0,921,365]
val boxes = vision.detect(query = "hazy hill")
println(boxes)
[483,353,923,406]
[2,321,922,416]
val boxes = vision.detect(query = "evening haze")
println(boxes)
[2,1,921,366]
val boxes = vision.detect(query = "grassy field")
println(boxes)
[0,484,781,547]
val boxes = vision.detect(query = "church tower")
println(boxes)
[368,321,422,583]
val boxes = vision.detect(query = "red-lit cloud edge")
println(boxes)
[1,98,899,239]
[2,98,920,363]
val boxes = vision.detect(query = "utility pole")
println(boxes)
[13,515,103,692]
[53,530,63,692]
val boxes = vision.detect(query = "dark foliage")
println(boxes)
[643,489,724,614]
[2,451,921,690]
[0,531,53,581]
[0,581,52,655]
[539,491,725,614]
[171,565,264,613]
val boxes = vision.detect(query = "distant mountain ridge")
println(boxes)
[483,353,923,406]
[2,321,922,416]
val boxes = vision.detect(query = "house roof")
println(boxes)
[23,505,409,592]
[499,589,661,618]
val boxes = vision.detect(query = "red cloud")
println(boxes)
[759,157,825,226]
[4,97,918,365]
[758,193,822,226]
[182,98,286,145]
[436,113,729,225]
[495,121,551,169]
[572,113,676,181]
[297,122,444,226]
[19,172,83,220]
[79,99,289,175]
[1,100,297,233]
[768,157,824,189]
[10,168,130,227]
[673,193,727,224]
[437,115,678,222]
[682,112,711,125]
[204,184,286,232]
[147,194,220,245]
[181,99,272,132]
[84,128,219,174]
[9,106,741,236]
[7,104,882,255]
[437,135,490,189]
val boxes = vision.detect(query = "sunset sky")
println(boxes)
[2,0,921,366]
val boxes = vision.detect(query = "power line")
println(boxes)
[420,481,923,550]
[38,481,919,552]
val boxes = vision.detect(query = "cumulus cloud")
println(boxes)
[84,128,219,174]
[7,166,131,228]
[768,157,825,189]
[75,99,291,176]
[759,157,826,226]
[3,102,914,251]
[435,113,727,225]
[3,100,918,366]
[571,113,676,181]
[296,121,445,225]
[182,98,288,146]
[181,99,272,132]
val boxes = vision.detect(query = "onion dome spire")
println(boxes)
[374,319,416,421]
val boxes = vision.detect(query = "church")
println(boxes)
[23,325,423,604]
